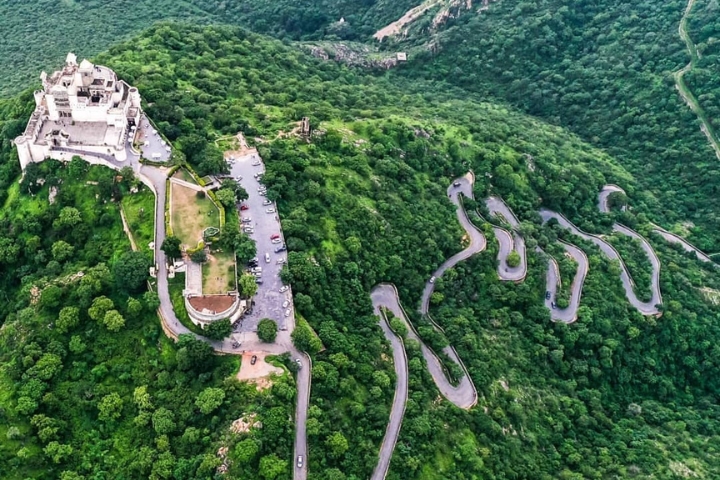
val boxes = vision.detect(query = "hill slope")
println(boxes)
[2,23,720,479]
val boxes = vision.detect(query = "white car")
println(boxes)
[285,309,291,317]
[235,176,243,181]
[279,286,289,293]
[282,300,290,308]
[265,253,270,263]
[252,161,261,166]
[297,456,303,469]
[257,186,266,191]
[266,208,276,213]
[262,200,272,206]
[429,276,436,284]
[276,258,285,265]
[271,238,282,244]
[259,192,267,197]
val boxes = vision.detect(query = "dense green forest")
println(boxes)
[0,0,411,97]
[388,0,720,255]
[0,160,297,479]
[2,5,720,480]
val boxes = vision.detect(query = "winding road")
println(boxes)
[674,0,720,160]
[84,145,312,480]
[485,196,527,282]
[543,242,588,323]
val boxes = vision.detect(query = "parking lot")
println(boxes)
[228,153,295,333]
[136,114,171,162]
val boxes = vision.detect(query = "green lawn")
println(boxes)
[169,182,220,248]
[202,250,237,294]
[121,185,155,254]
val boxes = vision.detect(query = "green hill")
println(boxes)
[2,22,720,479]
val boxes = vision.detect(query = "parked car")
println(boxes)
[252,161,261,166]
[250,355,257,365]
[453,181,461,187]
[235,175,242,181]
[279,286,289,293]
[240,204,249,211]
[545,291,551,300]
[270,233,280,240]
[266,208,276,213]
[259,191,267,197]
[276,258,285,265]
[265,253,270,263]
[275,245,287,253]
[262,200,272,206]
[250,257,258,264]
[284,309,291,317]
[282,300,289,308]
[242,217,251,223]
[255,278,263,284]
[295,358,302,369]
[251,267,263,273]
[271,238,282,244]
[257,186,266,191]
[551,302,557,309]
[232,341,240,349]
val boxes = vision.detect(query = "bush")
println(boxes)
[257,318,277,343]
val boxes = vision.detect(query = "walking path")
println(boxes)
[674,0,720,160]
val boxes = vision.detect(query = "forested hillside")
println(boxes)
[1,22,717,479]
[0,0,410,97]
[386,0,720,254]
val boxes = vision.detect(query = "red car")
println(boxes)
[270,233,280,240]
[240,204,249,211]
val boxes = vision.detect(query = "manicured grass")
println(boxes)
[169,182,220,248]
[202,250,237,294]
[171,167,195,184]
[121,186,155,253]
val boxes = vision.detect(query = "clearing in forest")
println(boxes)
[169,181,220,249]
[373,0,442,40]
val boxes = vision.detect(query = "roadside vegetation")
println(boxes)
[1,18,720,480]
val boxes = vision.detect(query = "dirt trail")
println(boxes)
[674,0,720,159]
[374,0,442,41]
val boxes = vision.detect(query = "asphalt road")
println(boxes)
[369,288,408,480]
[130,151,310,480]
[597,184,625,213]
[228,153,293,333]
[543,241,588,323]
[540,208,662,315]
[485,196,527,281]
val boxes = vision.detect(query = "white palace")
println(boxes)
[15,53,141,170]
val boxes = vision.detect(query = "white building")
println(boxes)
[15,53,142,170]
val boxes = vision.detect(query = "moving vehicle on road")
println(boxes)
[295,358,302,369]
[297,456,303,469]
[545,291,551,300]
[429,276,436,283]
